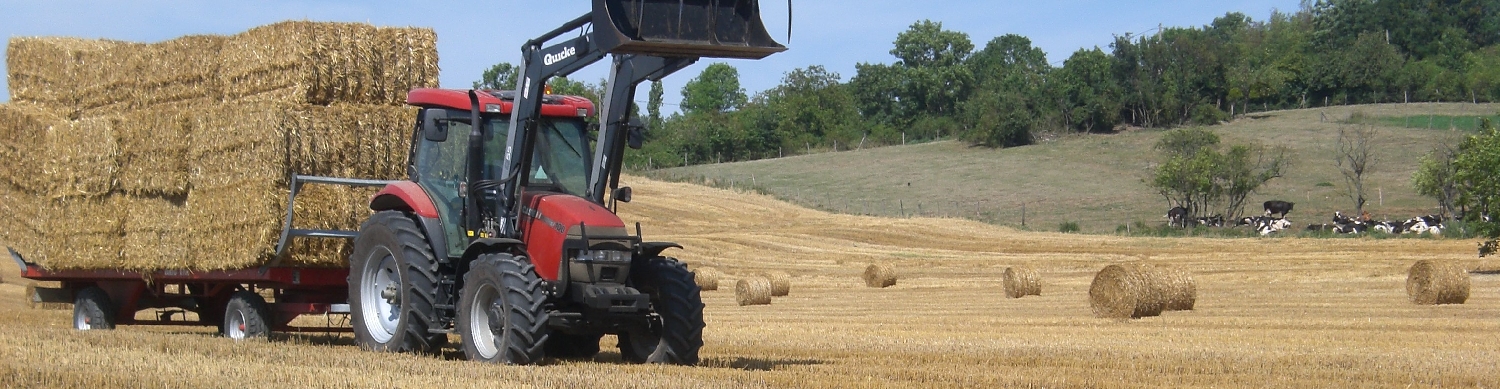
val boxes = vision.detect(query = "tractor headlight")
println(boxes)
[580,250,630,263]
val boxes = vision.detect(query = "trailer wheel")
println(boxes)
[457,253,549,364]
[545,333,603,360]
[73,286,116,331]
[223,291,271,340]
[350,211,445,353]
[619,257,704,365]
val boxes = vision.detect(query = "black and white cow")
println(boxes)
[1371,220,1406,234]
[1263,200,1295,219]
[1196,215,1226,228]
[1166,206,1189,228]
[1403,215,1445,235]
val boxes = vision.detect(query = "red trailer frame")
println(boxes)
[10,175,393,336]
[14,250,351,333]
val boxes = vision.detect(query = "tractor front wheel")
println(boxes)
[619,257,704,365]
[457,253,549,364]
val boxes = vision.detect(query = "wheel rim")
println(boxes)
[467,283,502,359]
[360,249,401,343]
[227,309,247,339]
[73,306,92,330]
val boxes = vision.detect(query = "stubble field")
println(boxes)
[2,176,1497,388]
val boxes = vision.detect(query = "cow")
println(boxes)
[1165,206,1189,228]
[1305,223,1337,232]
[1372,221,1406,234]
[1332,211,1357,225]
[1402,215,1445,235]
[1256,218,1292,236]
[1263,200,1295,219]
[1196,215,1226,228]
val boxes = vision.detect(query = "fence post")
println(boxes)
[1022,202,1027,227]
[900,199,905,218]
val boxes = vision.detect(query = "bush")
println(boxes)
[1059,221,1081,233]
[1191,103,1228,125]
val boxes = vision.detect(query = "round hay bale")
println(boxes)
[1406,259,1470,305]
[1089,263,1167,319]
[863,263,897,288]
[765,271,791,296]
[1001,266,1042,298]
[694,267,720,291]
[1160,266,1197,311]
[735,277,772,306]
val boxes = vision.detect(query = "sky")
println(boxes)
[0,0,1304,113]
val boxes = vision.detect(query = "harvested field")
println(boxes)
[3,170,1500,388]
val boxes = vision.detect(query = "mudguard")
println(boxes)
[370,181,439,219]
[638,241,683,259]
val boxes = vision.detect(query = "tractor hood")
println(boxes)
[520,192,628,281]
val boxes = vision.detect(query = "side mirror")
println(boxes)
[422,109,449,142]
[612,186,633,203]
[626,116,645,149]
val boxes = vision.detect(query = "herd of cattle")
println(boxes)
[1165,201,1447,236]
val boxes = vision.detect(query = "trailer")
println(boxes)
[12,175,388,339]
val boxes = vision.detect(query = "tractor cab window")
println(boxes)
[525,119,590,197]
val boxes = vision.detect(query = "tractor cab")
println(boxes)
[403,88,601,258]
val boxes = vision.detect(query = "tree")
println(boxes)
[680,63,747,114]
[1454,117,1500,256]
[960,35,1049,147]
[474,62,519,89]
[647,81,665,132]
[760,65,862,151]
[1056,47,1122,132]
[1336,125,1377,214]
[1149,128,1287,222]
[1412,138,1462,218]
[850,20,974,133]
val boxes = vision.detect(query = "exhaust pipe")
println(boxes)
[593,0,787,59]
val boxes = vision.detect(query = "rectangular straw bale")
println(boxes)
[0,103,63,194]
[74,35,227,117]
[115,105,195,195]
[36,196,123,270]
[5,37,130,109]
[43,116,119,198]
[120,195,192,271]
[279,184,381,267]
[219,21,438,105]
[285,103,416,180]
[0,183,44,258]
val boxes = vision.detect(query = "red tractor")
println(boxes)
[349,0,785,365]
[10,0,784,366]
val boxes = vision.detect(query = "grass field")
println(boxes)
[654,103,1500,234]
[2,176,1498,388]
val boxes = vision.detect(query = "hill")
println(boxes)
[652,103,1500,234]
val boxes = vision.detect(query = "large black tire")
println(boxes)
[619,257,705,365]
[349,211,445,353]
[223,291,271,340]
[72,286,115,331]
[545,333,603,360]
[457,253,549,364]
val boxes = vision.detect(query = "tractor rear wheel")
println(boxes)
[619,257,704,365]
[72,286,115,331]
[349,211,445,353]
[545,333,603,359]
[457,253,549,364]
[223,291,271,340]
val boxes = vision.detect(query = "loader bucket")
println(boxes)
[593,0,787,59]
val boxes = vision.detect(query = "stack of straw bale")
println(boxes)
[8,22,438,117]
[1406,259,1470,305]
[1,21,436,271]
[1088,263,1197,319]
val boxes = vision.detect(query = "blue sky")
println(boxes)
[0,0,1303,112]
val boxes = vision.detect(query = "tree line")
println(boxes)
[559,0,1496,168]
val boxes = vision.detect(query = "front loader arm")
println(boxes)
[587,55,698,205]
